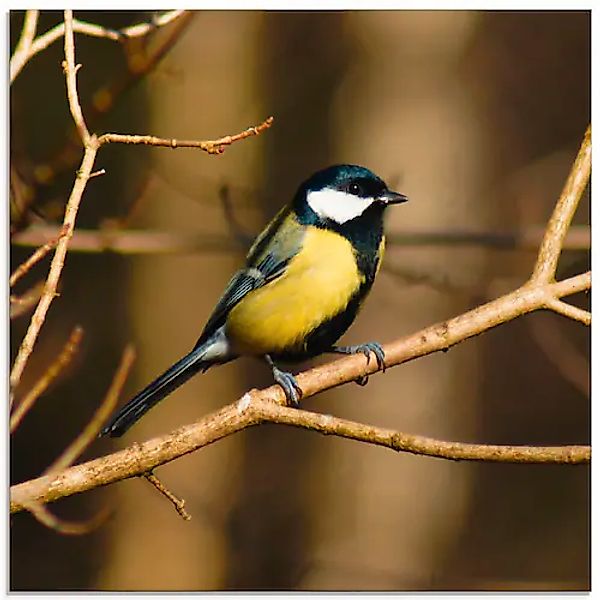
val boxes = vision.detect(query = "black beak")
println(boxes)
[380,190,408,205]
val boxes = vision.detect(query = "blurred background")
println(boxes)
[10,10,590,591]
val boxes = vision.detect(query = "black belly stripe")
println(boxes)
[271,280,373,362]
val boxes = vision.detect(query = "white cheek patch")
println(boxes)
[306,188,375,224]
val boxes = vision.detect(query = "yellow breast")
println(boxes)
[226,226,363,356]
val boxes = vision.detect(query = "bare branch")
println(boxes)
[10,327,84,433]
[530,125,591,283]
[10,282,44,320]
[9,10,39,82]
[45,345,135,475]
[249,400,589,464]
[545,297,591,325]
[9,142,99,401]
[10,361,591,514]
[10,227,66,287]
[19,11,193,192]
[386,225,590,251]
[62,10,91,144]
[97,116,274,155]
[24,502,110,536]
[9,268,592,514]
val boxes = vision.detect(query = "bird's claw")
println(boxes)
[272,366,303,407]
[334,342,386,372]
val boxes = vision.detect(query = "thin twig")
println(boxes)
[97,116,274,155]
[9,10,39,82]
[545,297,591,325]
[10,10,187,84]
[38,12,195,183]
[10,227,66,287]
[10,282,44,320]
[62,10,91,144]
[44,345,135,476]
[24,501,110,536]
[143,471,191,521]
[531,125,591,283]
[10,326,84,433]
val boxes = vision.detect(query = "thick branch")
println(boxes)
[250,400,589,464]
[9,270,591,513]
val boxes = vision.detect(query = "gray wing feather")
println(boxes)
[195,208,304,347]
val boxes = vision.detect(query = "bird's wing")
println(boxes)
[195,207,305,346]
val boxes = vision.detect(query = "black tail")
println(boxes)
[100,348,210,438]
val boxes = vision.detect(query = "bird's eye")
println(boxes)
[348,182,362,195]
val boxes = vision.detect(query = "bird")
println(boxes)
[101,164,408,437]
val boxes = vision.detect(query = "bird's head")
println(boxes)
[294,164,408,225]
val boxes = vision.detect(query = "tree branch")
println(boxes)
[23,502,110,536]
[10,227,65,287]
[97,116,274,154]
[10,282,44,320]
[143,472,191,521]
[530,125,591,283]
[9,10,39,82]
[545,297,591,325]
[10,326,84,433]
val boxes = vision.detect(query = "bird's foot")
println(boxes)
[331,342,386,372]
[265,355,303,407]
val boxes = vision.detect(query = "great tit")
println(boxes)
[101,164,408,437]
